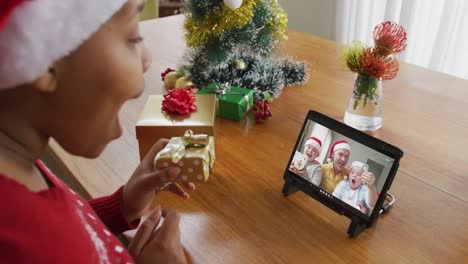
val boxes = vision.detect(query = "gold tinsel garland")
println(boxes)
[184,0,257,47]
[268,0,288,41]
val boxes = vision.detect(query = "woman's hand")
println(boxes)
[122,139,195,222]
[129,207,187,264]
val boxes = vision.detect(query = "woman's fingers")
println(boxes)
[182,182,196,191]
[153,209,181,243]
[139,167,181,191]
[141,138,170,169]
[140,168,196,197]
[167,182,190,198]
[128,206,162,256]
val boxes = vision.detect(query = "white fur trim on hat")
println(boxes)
[333,142,350,153]
[350,161,366,170]
[0,0,127,89]
[305,137,322,153]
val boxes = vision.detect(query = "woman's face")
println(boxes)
[46,0,146,158]
[304,144,320,162]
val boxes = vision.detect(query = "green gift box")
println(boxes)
[198,83,254,121]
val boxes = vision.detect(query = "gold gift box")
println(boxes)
[136,94,216,160]
[153,131,215,183]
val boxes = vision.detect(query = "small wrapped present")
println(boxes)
[136,94,216,160]
[153,130,215,183]
[198,83,254,121]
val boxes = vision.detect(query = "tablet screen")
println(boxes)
[288,119,395,217]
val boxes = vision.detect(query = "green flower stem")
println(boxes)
[353,74,380,110]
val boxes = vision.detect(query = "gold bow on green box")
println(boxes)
[153,130,215,183]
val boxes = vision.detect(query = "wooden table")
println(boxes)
[48,15,468,263]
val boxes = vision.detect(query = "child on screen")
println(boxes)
[332,161,378,214]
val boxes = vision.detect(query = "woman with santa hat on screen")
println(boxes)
[0,1,192,263]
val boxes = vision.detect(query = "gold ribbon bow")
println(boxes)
[182,129,209,147]
[157,130,209,164]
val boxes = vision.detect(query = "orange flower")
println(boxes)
[373,21,407,57]
[359,48,399,80]
[359,48,386,78]
[381,57,399,80]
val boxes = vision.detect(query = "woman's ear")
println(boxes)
[31,68,57,93]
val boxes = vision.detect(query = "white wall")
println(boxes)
[279,0,335,39]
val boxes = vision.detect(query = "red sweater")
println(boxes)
[0,160,140,263]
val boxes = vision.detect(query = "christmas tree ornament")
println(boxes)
[235,59,247,70]
[223,0,243,10]
[175,76,194,89]
[164,71,180,90]
[183,0,257,48]
[161,68,176,81]
[181,0,307,115]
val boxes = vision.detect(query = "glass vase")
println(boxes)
[344,74,383,131]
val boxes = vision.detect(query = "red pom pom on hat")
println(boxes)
[329,140,351,158]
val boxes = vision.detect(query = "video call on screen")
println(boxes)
[289,120,395,216]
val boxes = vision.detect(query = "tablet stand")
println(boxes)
[347,215,369,238]
[281,177,299,196]
[282,175,370,238]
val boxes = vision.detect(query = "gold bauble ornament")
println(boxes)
[175,76,194,89]
[164,71,180,90]
[235,59,247,70]
[224,0,243,9]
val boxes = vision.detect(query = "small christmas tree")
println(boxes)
[180,0,307,102]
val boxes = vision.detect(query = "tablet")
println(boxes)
[283,110,403,230]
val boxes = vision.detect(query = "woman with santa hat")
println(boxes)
[0,1,192,263]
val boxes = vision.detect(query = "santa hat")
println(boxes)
[329,139,351,158]
[304,136,322,153]
[345,161,369,180]
[0,0,127,90]
[350,161,366,170]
